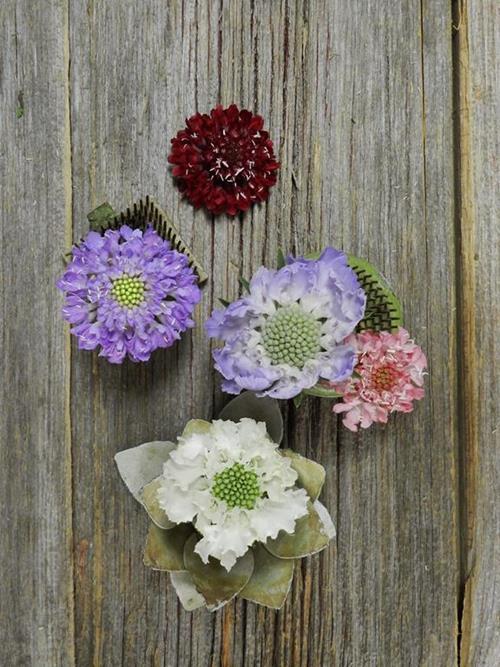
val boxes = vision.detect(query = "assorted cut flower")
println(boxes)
[206,248,366,399]
[57,225,201,363]
[115,394,335,611]
[208,248,427,430]
[168,104,280,216]
[330,328,427,431]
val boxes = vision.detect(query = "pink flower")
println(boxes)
[330,328,427,432]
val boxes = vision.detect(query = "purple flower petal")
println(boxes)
[57,225,202,363]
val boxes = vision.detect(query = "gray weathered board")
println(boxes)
[0,1,498,665]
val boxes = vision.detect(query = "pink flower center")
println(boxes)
[370,364,399,392]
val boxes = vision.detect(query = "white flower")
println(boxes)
[157,419,309,571]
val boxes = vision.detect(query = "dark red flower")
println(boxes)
[168,105,280,216]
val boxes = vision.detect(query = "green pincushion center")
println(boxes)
[212,463,261,510]
[111,275,146,308]
[262,306,321,368]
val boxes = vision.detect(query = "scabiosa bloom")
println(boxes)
[168,104,280,216]
[206,248,367,399]
[330,328,427,431]
[57,225,201,363]
[157,419,309,571]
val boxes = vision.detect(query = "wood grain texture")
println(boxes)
[454,1,500,665]
[0,0,496,665]
[0,1,75,665]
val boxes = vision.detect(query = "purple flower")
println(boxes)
[206,248,366,399]
[57,225,201,363]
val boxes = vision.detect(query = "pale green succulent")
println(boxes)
[115,392,335,611]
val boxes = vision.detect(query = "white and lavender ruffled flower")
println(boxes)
[57,225,201,363]
[206,248,366,399]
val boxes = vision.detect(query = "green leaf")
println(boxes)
[347,255,403,332]
[183,533,254,610]
[276,248,286,269]
[87,202,117,232]
[144,524,194,572]
[218,392,283,444]
[219,298,231,308]
[181,419,212,439]
[114,441,176,503]
[303,384,342,399]
[281,450,326,501]
[239,277,250,292]
[264,501,333,559]
[169,571,206,610]
[139,477,174,529]
[239,544,295,609]
[293,393,305,409]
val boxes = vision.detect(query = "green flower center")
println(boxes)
[211,463,261,510]
[111,275,146,308]
[262,306,321,368]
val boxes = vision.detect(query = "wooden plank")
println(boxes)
[454,1,500,665]
[66,1,460,665]
[0,1,75,665]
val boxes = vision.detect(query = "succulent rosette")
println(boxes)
[168,104,280,216]
[57,225,201,363]
[115,393,335,611]
[206,248,367,399]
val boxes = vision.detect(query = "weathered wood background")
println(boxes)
[0,1,498,665]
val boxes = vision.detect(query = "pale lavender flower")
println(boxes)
[206,248,366,399]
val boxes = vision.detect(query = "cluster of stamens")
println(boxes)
[207,134,258,185]
[262,306,321,368]
[111,274,146,308]
[371,365,399,392]
[211,463,261,510]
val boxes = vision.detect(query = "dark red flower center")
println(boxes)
[205,133,262,188]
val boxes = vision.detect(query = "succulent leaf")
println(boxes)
[144,524,194,572]
[139,477,174,529]
[281,449,326,501]
[183,534,254,611]
[264,501,333,559]
[169,571,206,611]
[239,544,295,609]
[114,441,175,502]
[181,419,212,439]
[218,392,283,444]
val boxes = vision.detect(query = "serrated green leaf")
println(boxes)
[281,450,325,501]
[144,524,194,572]
[276,248,286,269]
[139,477,174,529]
[218,392,283,444]
[239,544,295,609]
[301,250,403,333]
[347,255,403,332]
[219,298,231,308]
[264,501,333,559]
[183,534,254,610]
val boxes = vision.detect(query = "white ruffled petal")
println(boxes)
[248,489,309,542]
